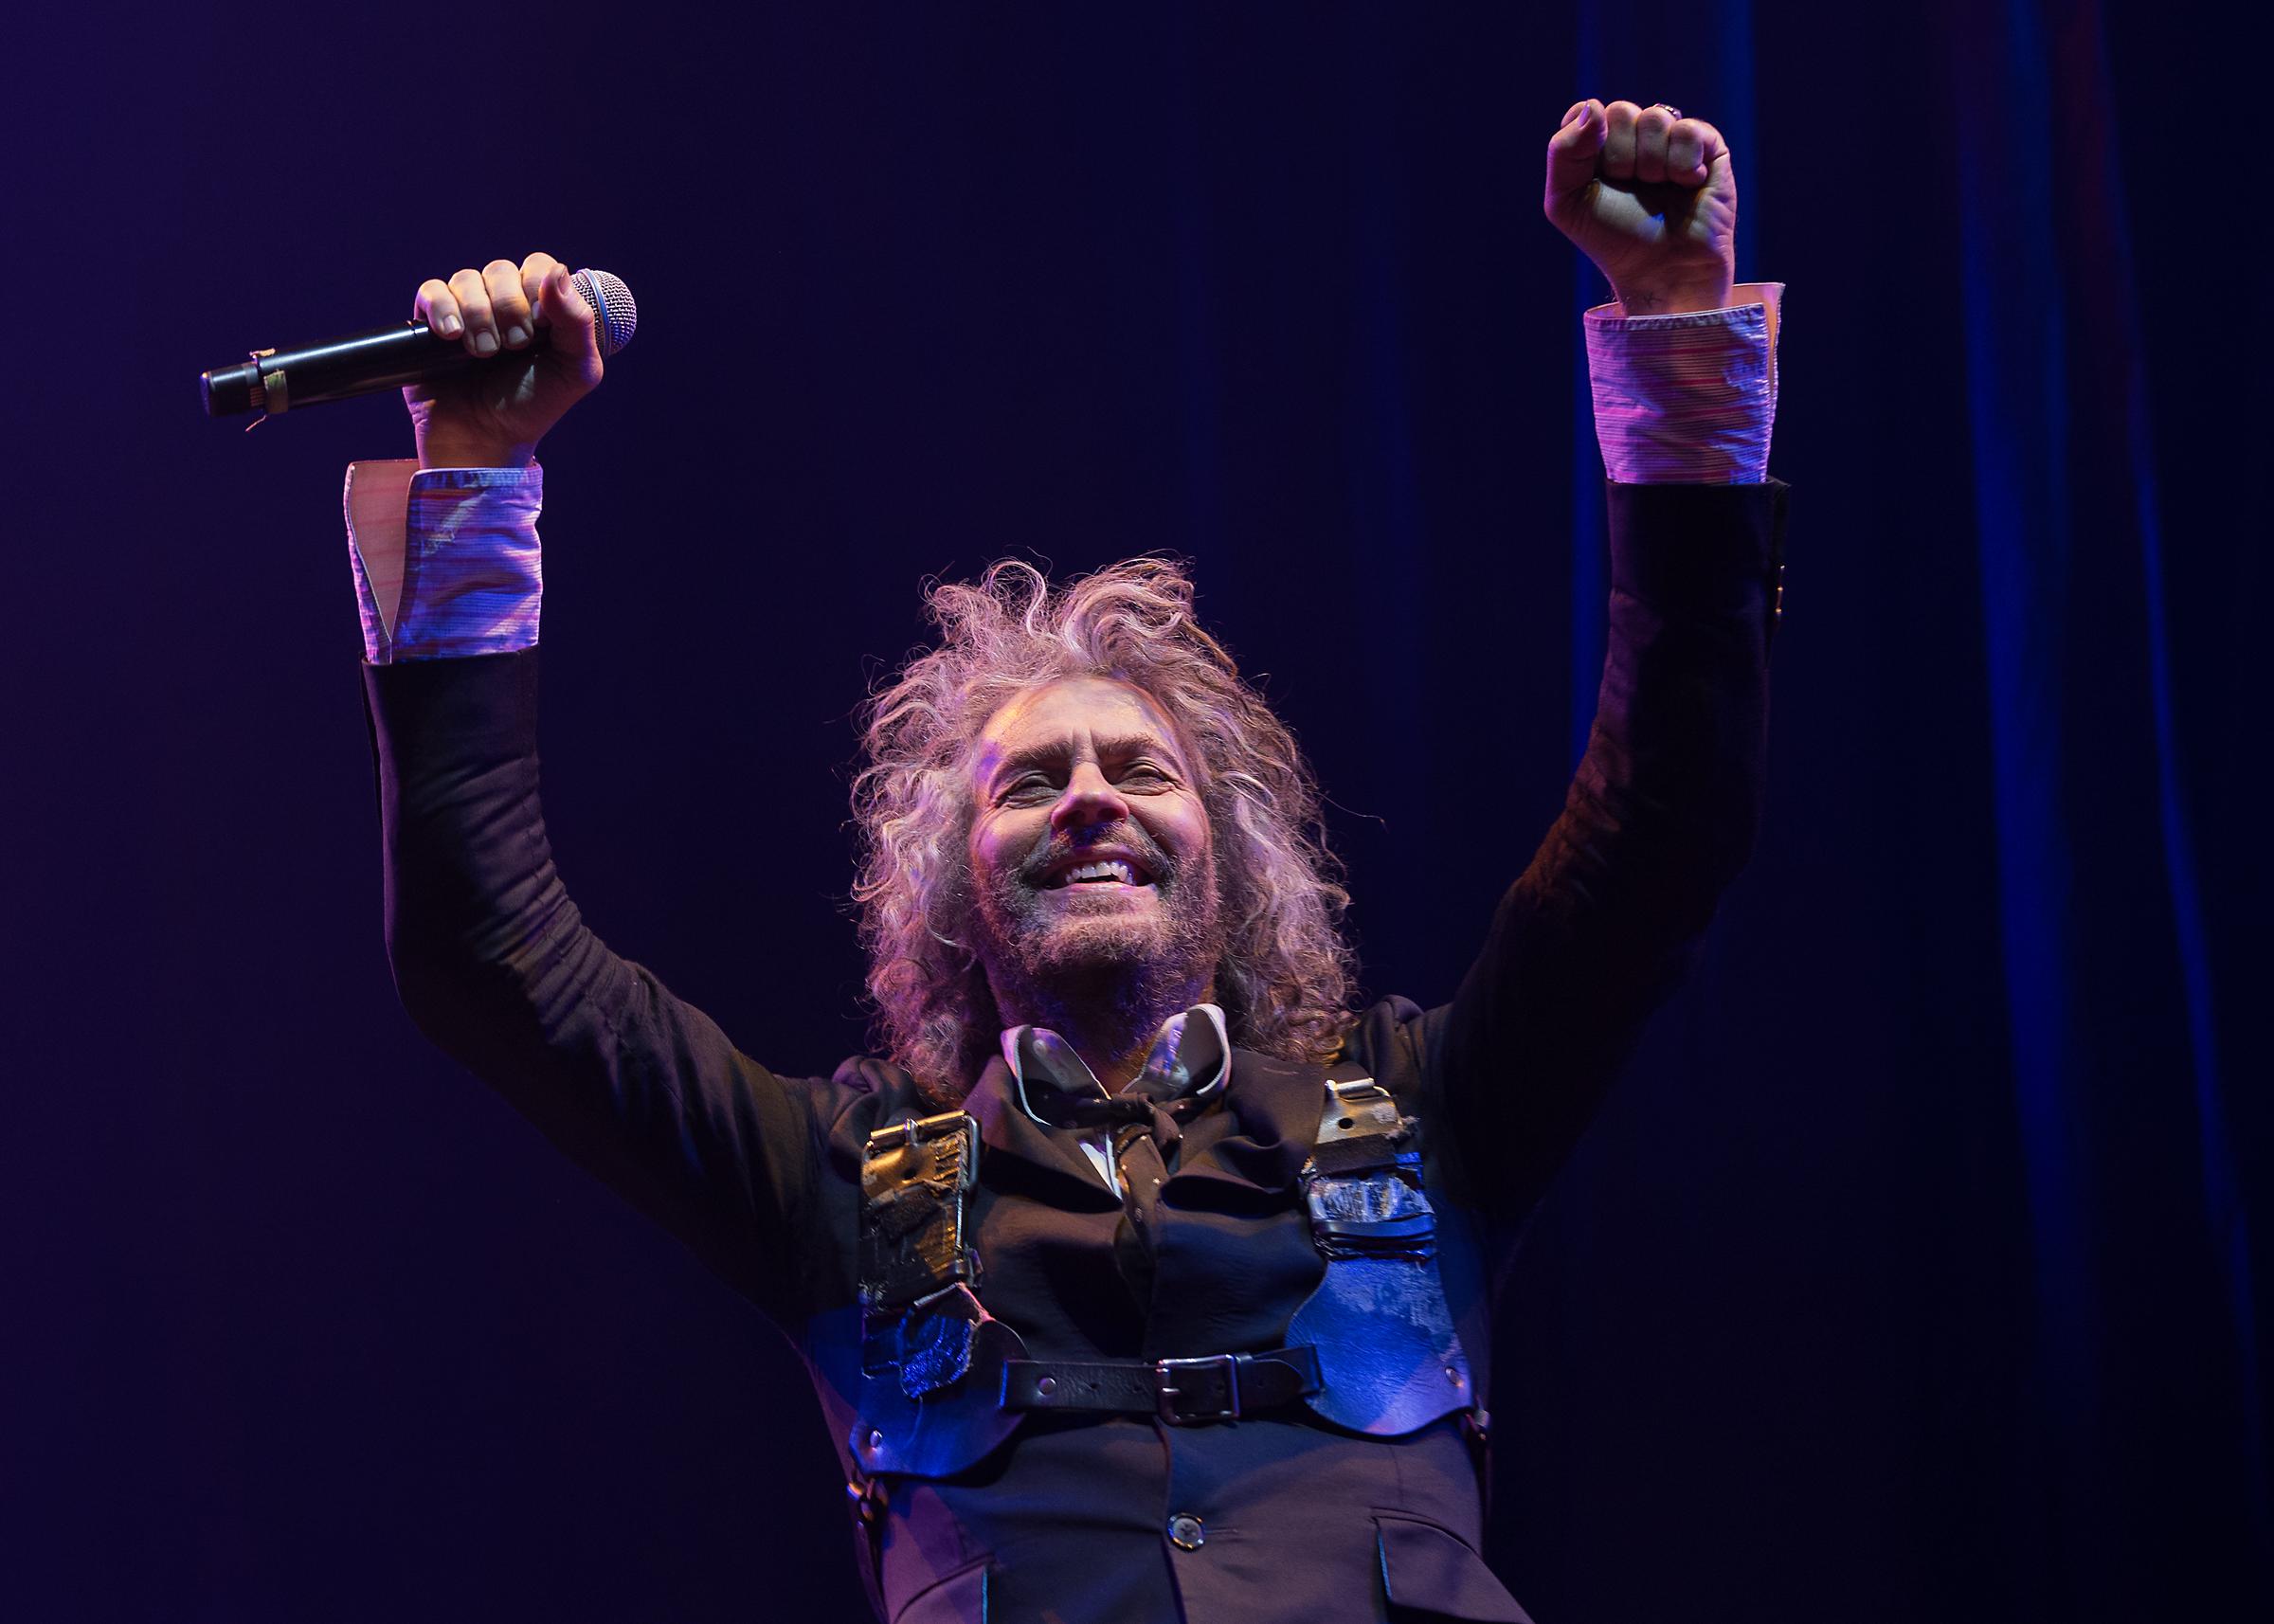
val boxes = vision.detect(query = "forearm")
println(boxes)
[369,648,587,1056]
[1434,480,1784,1209]
[1577,480,1784,893]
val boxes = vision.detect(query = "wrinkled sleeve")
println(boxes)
[1584,282,1783,484]
[346,460,545,664]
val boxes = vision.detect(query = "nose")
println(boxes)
[1049,764,1129,834]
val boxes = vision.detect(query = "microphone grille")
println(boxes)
[571,268,638,357]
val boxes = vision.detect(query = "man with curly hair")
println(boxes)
[347,100,1783,1623]
[849,557,1358,1105]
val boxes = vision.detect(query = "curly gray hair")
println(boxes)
[851,557,1355,1098]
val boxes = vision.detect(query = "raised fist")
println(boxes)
[1543,100,1737,316]
[404,251,605,468]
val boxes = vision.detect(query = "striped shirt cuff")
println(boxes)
[1583,281,1783,483]
[345,460,544,664]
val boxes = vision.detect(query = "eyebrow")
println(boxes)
[986,732,1183,788]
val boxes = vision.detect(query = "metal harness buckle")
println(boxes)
[1155,1353,1242,1424]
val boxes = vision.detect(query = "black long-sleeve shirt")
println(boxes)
[363,479,1786,1624]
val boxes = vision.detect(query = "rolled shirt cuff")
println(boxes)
[345,460,544,664]
[1583,281,1783,484]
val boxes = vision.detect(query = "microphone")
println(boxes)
[199,268,636,418]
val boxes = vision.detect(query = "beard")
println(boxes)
[966,821,1226,1029]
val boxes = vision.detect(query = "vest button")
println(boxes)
[1167,1513,1205,1550]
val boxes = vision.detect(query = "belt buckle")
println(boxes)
[1155,1353,1240,1424]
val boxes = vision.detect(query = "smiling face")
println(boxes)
[964,675,1222,1022]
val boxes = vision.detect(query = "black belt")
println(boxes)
[1001,1346,1322,1424]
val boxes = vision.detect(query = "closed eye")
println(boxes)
[999,775,1057,804]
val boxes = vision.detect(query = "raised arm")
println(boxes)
[349,254,853,1324]
[1421,105,1787,1214]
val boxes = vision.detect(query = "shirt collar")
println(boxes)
[1002,1003,1231,1129]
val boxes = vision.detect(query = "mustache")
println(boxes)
[1016,821,1178,886]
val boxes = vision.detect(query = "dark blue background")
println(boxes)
[5,2,2264,1619]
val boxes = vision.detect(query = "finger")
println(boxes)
[484,258,533,350]
[1543,99,1605,210]
[1633,104,1674,184]
[1666,117,1727,187]
[414,278,463,340]
[1600,99,1641,181]
[449,267,498,355]
[539,264,601,366]
[519,252,562,322]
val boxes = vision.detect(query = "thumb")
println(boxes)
[1543,100,1605,213]
[542,266,602,367]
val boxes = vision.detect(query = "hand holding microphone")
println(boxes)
[198,252,635,468]
[404,253,620,468]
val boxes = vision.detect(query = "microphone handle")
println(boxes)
[201,320,496,418]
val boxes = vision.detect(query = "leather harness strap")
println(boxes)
[858,1109,986,1397]
[1285,1066,1480,1436]
[849,1054,1479,1502]
[1002,1345,1323,1424]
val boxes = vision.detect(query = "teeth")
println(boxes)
[1063,860,1137,886]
